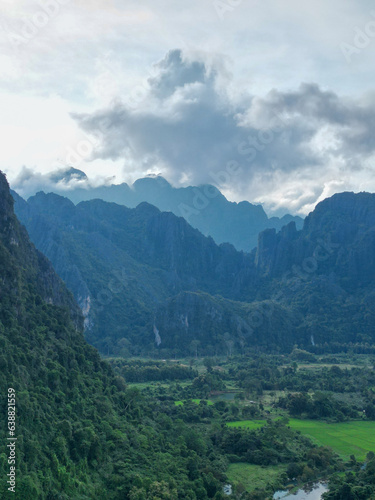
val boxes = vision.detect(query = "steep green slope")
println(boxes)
[0,172,119,498]
[0,172,235,499]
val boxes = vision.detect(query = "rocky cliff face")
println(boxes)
[1,177,82,328]
[304,192,375,236]
[10,189,85,328]
[255,222,302,275]
[255,191,375,289]
[17,192,257,297]
[154,290,301,354]
[303,192,375,287]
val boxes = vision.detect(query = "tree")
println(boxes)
[365,403,375,420]
[203,357,215,373]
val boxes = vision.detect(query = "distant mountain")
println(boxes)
[25,168,303,251]
[49,166,88,184]
[12,188,375,356]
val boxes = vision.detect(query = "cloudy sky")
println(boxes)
[1,0,375,215]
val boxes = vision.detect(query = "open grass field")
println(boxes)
[226,463,286,492]
[288,419,375,461]
[228,419,375,461]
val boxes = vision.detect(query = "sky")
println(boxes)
[1,0,375,215]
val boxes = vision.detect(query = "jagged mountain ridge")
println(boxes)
[22,168,303,251]
[256,192,375,287]
[254,191,375,347]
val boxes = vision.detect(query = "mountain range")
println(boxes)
[11,185,375,357]
[20,167,303,251]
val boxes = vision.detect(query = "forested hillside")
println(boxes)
[0,172,239,499]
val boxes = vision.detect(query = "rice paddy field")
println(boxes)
[288,419,375,461]
[228,419,375,461]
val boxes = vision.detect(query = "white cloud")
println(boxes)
[71,50,375,215]
[2,0,375,214]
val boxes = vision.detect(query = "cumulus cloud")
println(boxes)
[73,50,241,183]
[148,50,208,99]
[72,49,375,214]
